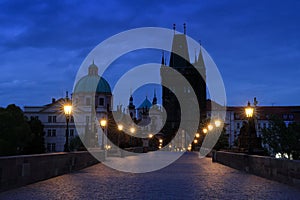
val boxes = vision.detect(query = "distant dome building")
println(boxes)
[74,62,111,94]
[73,61,112,111]
[73,61,112,148]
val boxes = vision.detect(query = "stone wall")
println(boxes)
[0,151,103,192]
[212,151,300,188]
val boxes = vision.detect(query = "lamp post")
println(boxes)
[117,124,123,147]
[245,101,254,154]
[100,118,107,150]
[63,95,72,152]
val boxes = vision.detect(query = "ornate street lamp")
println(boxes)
[100,118,107,150]
[245,101,254,154]
[117,124,123,147]
[245,101,254,118]
[63,93,72,152]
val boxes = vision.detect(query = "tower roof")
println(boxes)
[138,97,152,109]
[169,34,190,68]
[74,62,111,94]
[197,45,205,67]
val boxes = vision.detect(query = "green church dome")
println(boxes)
[74,62,112,94]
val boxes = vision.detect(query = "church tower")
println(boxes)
[128,95,136,120]
[160,24,207,137]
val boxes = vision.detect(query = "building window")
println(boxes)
[289,114,294,120]
[71,116,74,123]
[70,129,74,137]
[51,143,56,152]
[99,98,104,106]
[86,97,91,105]
[53,116,57,123]
[47,143,51,152]
[237,123,240,129]
[52,129,56,137]
[47,129,51,137]
[48,116,52,123]
[283,114,288,120]
[263,123,266,129]
[86,116,90,123]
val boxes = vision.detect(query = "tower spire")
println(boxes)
[161,51,165,65]
[152,89,157,105]
[173,24,176,34]
[183,23,186,35]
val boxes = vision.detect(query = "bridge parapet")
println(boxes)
[212,151,300,188]
[0,151,103,192]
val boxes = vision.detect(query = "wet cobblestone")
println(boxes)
[0,152,299,199]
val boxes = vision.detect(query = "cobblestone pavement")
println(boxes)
[1,152,299,200]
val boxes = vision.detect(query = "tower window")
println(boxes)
[99,98,104,106]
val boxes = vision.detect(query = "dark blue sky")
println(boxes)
[1,0,300,108]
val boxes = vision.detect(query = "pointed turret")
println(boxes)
[161,51,165,65]
[152,89,157,105]
[197,45,205,68]
[128,94,136,119]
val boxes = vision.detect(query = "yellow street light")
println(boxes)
[64,105,72,116]
[63,96,72,152]
[203,128,208,134]
[194,139,198,144]
[130,127,136,134]
[100,118,107,127]
[159,139,163,143]
[195,133,200,138]
[245,101,254,118]
[208,124,213,131]
[214,120,221,128]
[148,133,153,139]
[117,124,123,131]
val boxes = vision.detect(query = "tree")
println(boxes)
[214,126,229,150]
[262,116,300,159]
[24,117,45,154]
[70,135,86,151]
[0,104,32,156]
